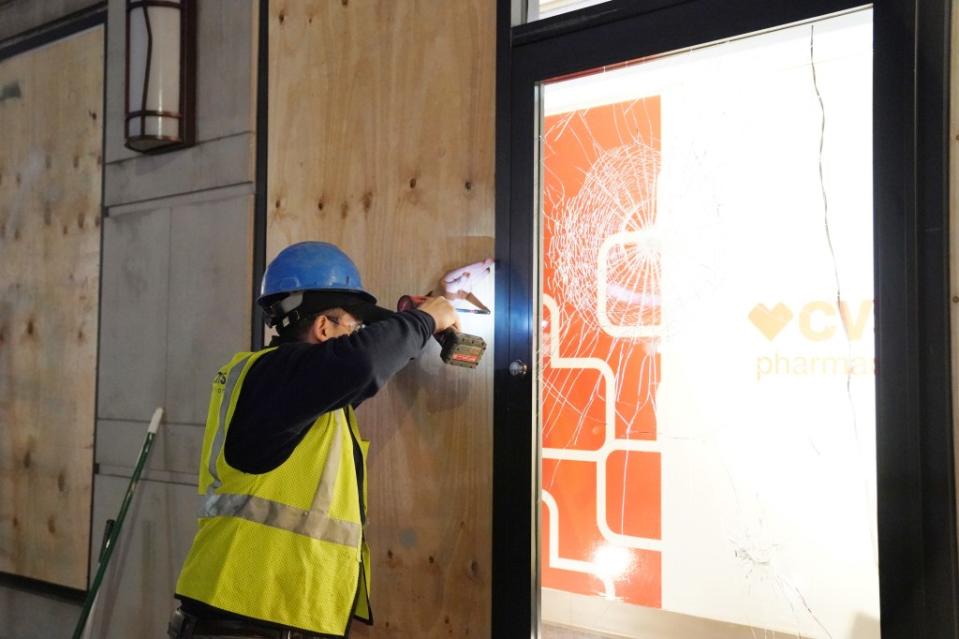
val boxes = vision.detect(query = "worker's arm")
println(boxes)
[225,309,436,473]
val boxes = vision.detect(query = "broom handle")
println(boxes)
[71,407,164,639]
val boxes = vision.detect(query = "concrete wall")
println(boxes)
[89,2,257,637]
[0,2,259,637]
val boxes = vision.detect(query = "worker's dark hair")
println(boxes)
[273,313,320,344]
[271,307,349,345]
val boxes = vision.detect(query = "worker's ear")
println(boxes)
[310,315,333,343]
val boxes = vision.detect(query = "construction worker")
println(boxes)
[167,241,491,639]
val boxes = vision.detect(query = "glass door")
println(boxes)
[496,2,958,637]
[534,9,876,638]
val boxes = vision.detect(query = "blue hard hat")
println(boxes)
[258,241,376,306]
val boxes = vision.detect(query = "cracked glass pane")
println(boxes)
[536,9,877,638]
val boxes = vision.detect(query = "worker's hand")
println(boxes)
[436,258,493,301]
[417,296,461,334]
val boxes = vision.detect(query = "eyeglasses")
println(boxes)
[324,314,365,335]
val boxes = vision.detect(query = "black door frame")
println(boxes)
[493,1,958,637]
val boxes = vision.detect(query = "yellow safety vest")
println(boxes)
[175,348,373,636]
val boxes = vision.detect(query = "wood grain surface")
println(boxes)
[268,1,495,636]
[0,27,103,589]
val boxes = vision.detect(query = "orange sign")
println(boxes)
[542,96,663,607]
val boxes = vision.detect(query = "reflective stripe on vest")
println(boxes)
[201,353,361,548]
[199,492,362,548]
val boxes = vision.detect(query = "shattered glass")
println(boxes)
[537,9,878,639]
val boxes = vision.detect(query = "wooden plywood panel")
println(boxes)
[268,1,494,636]
[0,27,103,589]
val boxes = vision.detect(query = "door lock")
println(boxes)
[509,360,529,377]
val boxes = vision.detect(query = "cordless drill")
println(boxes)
[397,295,487,368]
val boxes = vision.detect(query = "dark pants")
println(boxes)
[168,608,346,639]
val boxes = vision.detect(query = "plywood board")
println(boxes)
[268,1,494,635]
[0,27,103,589]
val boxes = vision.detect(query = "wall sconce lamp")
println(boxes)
[125,0,196,153]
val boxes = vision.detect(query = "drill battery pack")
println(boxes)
[439,331,487,368]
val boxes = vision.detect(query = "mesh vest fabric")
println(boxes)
[175,349,372,636]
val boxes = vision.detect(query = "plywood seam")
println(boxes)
[106,181,254,217]
[103,131,252,169]
[97,466,197,487]
[98,417,203,427]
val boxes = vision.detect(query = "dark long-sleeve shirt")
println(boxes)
[225,308,436,473]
